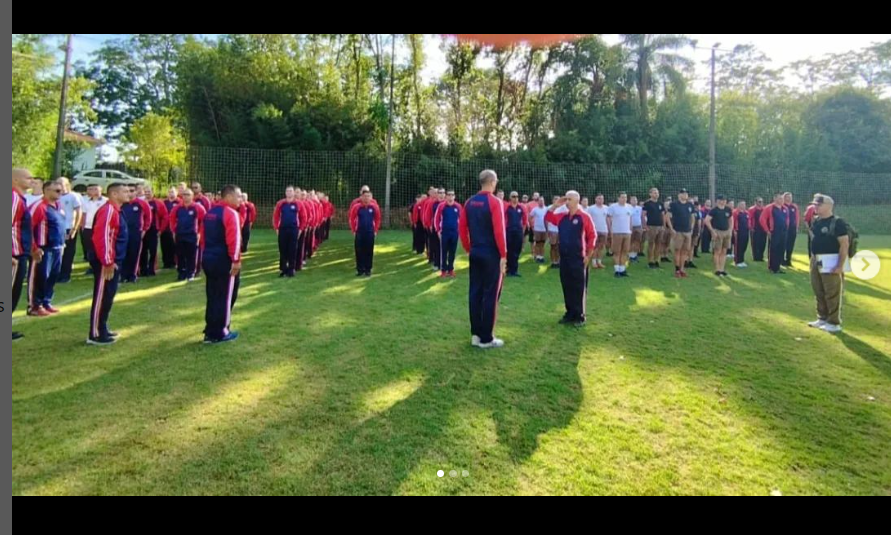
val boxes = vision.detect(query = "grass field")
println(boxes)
[11,230,891,495]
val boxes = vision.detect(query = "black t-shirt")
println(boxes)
[642,200,665,227]
[669,201,695,233]
[811,216,849,255]
[708,206,733,231]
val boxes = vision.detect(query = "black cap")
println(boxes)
[716,194,725,200]
[679,188,688,194]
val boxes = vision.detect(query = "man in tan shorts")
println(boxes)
[705,194,735,277]
[607,192,634,278]
[641,188,667,268]
[666,189,695,278]
[528,197,549,263]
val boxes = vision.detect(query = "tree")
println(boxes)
[123,113,186,181]
[78,34,187,139]
[620,34,695,122]
[803,87,891,173]
[12,34,94,177]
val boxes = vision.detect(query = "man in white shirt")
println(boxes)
[547,195,560,269]
[586,194,609,269]
[529,198,549,263]
[25,177,44,207]
[58,177,83,283]
[80,184,107,275]
[607,192,634,278]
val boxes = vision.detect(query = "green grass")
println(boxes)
[11,231,891,495]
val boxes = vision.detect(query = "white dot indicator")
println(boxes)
[449,470,458,478]
[437,470,444,478]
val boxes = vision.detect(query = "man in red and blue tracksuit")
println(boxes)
[733,201,751,266]
[12,169,34,340]
[459,171,507,349]
[120,186,152,283]
[202,185,243,344]
[349,190,382,277]
[748,198,768,262]
[760,193,790,274]
[29,181,67,316]
[410,194,427,255]
[273,187,301,277]
[425,189,444,271]
[161,188,180,269]
[88,183,130,345]
[169,191,206,281]
[140,187,168,277]
[504,191,529,277]
[545,191,596,327]
[783,192,801,268]
[434,190,462,278]
[239,193,257,253]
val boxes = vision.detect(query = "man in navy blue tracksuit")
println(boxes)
[545,191,597,327]
[120,186,152,283]
[459,170,508,349]
[434,190,462,278]
[170,190,207,281]
[28,181,67,316]
[760,193,790,274]
[202,185,244,344]
[504,191,528,277]
[273,187,300,277]
[349,190,382,277]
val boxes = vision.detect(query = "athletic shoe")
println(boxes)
[87,336,117,346]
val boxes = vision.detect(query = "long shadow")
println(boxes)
[836,332,891,382]
[12,230,889,495]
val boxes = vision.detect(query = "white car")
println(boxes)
[71,169,147,193]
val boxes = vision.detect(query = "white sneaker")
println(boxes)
[821,323,843,334]
[471,335,481,347]
[478,338,505,349]
[740,263,748,268]
[808,319,828,329]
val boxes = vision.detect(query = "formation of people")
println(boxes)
[11,166,852,348]
[11,170,274,345]
[406,171,852,347]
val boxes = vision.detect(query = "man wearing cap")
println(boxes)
[807,194,848,334]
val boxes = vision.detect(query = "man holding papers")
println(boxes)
[807,194,850,334]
